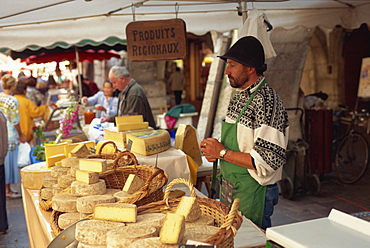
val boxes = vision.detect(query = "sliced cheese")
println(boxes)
[176,196,202,222]
[159,213,185,244]
[75,219,125,245]
[50,165,70,177]
[58,174,76,188]
[46,154,66,168]
[76,170,99,184]
[40,187,54,200]
[117,122,149,132]
[58,212,80,229]
[70,143,90,158]
[77,195,116,214]
[42,175,58,188]
[122,174,145,194]
[174,124,202,165]
[183,225,219,243]
[106,225,157,248]
[20,162,51,190]
[52,193,79,212]
[115,115,143,125]
[71,179,106,197]
[126,129,171,156]
[126,213,166,232]
[113,191,131,202]
[93,203,137,223]
[79,159,107,173]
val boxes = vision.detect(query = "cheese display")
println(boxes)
[126,213,166,232]
[58,174,75,188]
[128,237,179,248]
[122,174,145,194]
[174,124,202,165]
[58,212,80,229]
[117,122,149,132]
[79,159,107,173]
[46,154,66,168]
[183,225,219,243]
[113,191,131,201]
[159,213,185,244]
[20,163,51,189]
[42,175,58,188]
[75,219,126,246]
[103,127,154,148]
[125,129,171,156]
[50,165,70,177]
[76,170,99,184]
[70,143,90,158]
[52,193,79,212]
[61,157,80,168]
[93,203,137,222]
[71,179,107,197]
[115,115,143,125]
[76,195,116,214]
[176,196,202,222]
[106,225,157,248]
[40,187,53,200]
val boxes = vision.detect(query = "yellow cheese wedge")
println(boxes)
[126,129,171,156]
[94,203,137,222]
[176,196,202,222]
[70,143,90,158]
[159,213,185,244]
[55,161,62,166]
[174,124,202,165]
[122,174,145,194]
[44,142,68,158]
[76,170,100,184]
[79,159,107,172]
[117,122,149,132]
[64,143,79,157]
[46,154,66,168]
[115,115,143,125]
[95,141,117,154]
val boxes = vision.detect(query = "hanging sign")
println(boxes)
[358,57,370,98]
[126,19,187,61]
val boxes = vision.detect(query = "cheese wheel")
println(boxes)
[75,219,125,245]
[40,187,54,200]
[186,215,215,227]
[58,174,76,188]
[20,163,51,190]
[183,225,219,243]
[77,242,105,248]
[104,188,121,196]
[80,212,91,219]
[42,175,58,188]
[106,225,157,248]
[126,213,166,232]
[71,179,106,197]
[51,165,70,177]
[62,157,80,168]
[128,237,178,248]
[52,193,79,212]
[69,166,77,177]
[113,191,131,201]
[58,212,80,229]
[125,130,171,156]
[52,184,66,195]
[77,195,116,214]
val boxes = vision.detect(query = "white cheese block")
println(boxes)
[117,122,149,132]
[46,154,66,168]
[42,175,58,188]
[106,225,157,248]
[174,124,202,165]
[93,203,137,222]
[61,157,80,168]
[21,163,51,190]
[76,170,99,184]
[122,174,145,194]
[113,191,131,202]
[176,196,202,222]
[40,187,54,200]
[183,225,220,243]
[52,184,65,195]
[71,179,106,197]
[128,237,179,248]
[75,219,125,245]
[125,129,171,156]
[77,195,116,214]
[50,165,70,177]
[58,212,80,229]
[186,215,215,227]
[70,143,90,158]
[79,159,107,173]
[126,213,166,232]
[58,174,76,188]
[159,213,185,244]
[52,193,79,212]
[115,115,143,125]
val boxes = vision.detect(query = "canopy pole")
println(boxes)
[75,46,82,99]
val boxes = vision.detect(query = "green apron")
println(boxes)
[219,80,266,227]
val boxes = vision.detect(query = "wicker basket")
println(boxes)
[137,178,243,248]
[87,141,123,163]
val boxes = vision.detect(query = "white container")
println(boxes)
[156,112,198,129]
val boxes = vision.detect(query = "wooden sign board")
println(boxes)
[126,19,187,61]
[358,57,370,98]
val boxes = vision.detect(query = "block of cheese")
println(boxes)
[42,175,58,188]
[46,154,66,168]
[122,174,145,194]
[77,195,116,214]
[95,140,118,154]
[76,170,99,184]
[129,237,179,248]
[79,159,107,173]
[174,124,202,165]
[58,212,80,229]
[21,163,51,190]
[61,157,80,168]
[50,165,70,177]
[159,213,185,244]
[75,219,125,245]
[40,187,54,200]
[64,141,95,158]
[117,122,149,132]
[186,215,215,227]
[70,143,90,158]
[93,203,137,222]
[113,191,131,202]
[183,225,219,243]
[115,115,143,125]
[103,126,154,149]
[126,213,166,232]
[107,225,157,247]
[71,179,106,197]
[176,196,202,222]
[105,188,121,196]
[55,161,62,166]
[52,193,79,212]
[44,142,69,158]
[58,174,75,188]
[52,184,65,195]
[126,130,171,156]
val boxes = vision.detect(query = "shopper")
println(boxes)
[168,66,186,105]
[0,111,8,234]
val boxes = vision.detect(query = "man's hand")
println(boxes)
[19,133,27,143]
[95,105,106,113]
[101,117,111,123]
[81,97,88,103]
[200,138,225,161]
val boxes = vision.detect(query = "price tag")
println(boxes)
[126,139,133,152]
[221,177,233,208]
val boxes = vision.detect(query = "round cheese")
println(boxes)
[106,225,157,248]
[58,174,76,188]
[77,195,116,213]
[40,187,54,200]
[52,184,66,195]
[104,188,121,196]
[69,166,77,177]
[113,191,131,201]
[71,179,106,197]
[58,212,80,229]
[51,165,70,177]
[20,162,51,190]
[77,242,105,248]
[127,213,166,232]
[183,225,219,243]
[52,193,79,212]
[42,175,58,188]
[125,130,171,156]
[75,219,125,245]
[62,157,80,168]
[128,237,178,248]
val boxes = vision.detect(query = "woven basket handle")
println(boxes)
[140,167,167,195]
[219,198,240,236]
[112,151,139,170]
[163,178,196,205]
[97,141,118,154]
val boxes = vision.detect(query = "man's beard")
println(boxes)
[228,71,249,89]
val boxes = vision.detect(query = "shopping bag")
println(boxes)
[18,142,31,167]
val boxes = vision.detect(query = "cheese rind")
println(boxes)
[52,193,79,212]
[58,174,75,188]
[183,225,220,243]
[126,213,166,232]
[93,203,137,222]
[70,143,90,158]
[42,175,58,188]
[77,195,116,214]
[106,225,157,248]
[128,237,178,248]
[176,196,202,222]
[71,179,107,197]
[50,165,70,177]
[113,191,131,201]
[122,174,145,194]
[61,157,80,168]
[174,124,202,165]
[40,187,54,200]
[126,130,171,156]
[159,213,185,244]
[21,163,51,190]
[79,159,107,173]
[58,212,80,229]
[76,170,99,184]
